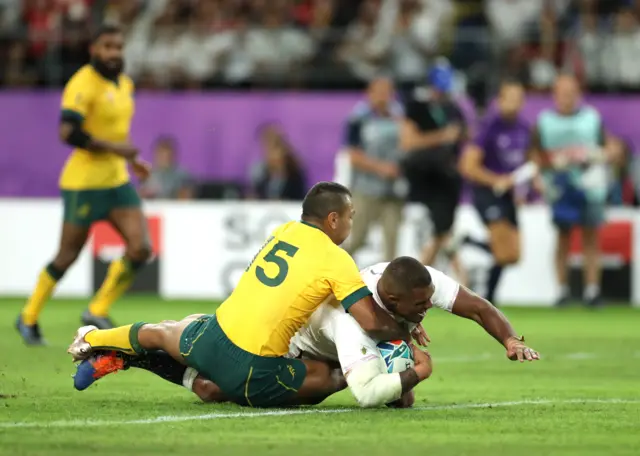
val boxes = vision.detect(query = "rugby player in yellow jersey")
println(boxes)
[67,182,411,406]
[16,24,152,345]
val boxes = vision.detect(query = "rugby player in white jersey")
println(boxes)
[73,257,539,407]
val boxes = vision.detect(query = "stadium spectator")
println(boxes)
[306,0,335,55]
[528,0,572,90]
[55,0,93,84]
[140,136,194,200]
[601,7,640,90]
[244,2,315,85]
[388,0,450,91]
[486,0,542,50]
[136,0,184,89]
[576,8,606,89]
[2,0,640,93]
[173,8,226,89]
[336,0,395,83]
[343,77,406,262]
[249,124,307,201]
[0,0,20,29]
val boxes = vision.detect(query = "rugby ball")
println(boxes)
[377,340,415,374]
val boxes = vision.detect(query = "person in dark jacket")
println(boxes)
[250,124,307,201]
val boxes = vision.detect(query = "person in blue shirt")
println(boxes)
[530,74,622,307]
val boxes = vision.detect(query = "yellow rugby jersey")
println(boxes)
[59,65,135,190]
[216,221,372,357]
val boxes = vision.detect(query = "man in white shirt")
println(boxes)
[73,257,539,408]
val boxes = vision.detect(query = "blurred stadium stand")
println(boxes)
[2,0,640,101]
[2,0,640,205]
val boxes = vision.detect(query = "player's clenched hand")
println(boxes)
[493,175,514,196]
[505,336,540,362]
[411,345,432,381]
[411,324,430,346]
[131,158,152,181]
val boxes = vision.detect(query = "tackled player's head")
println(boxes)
[379,257,433,323]
[301,182,354,246]
[91,24,125,79]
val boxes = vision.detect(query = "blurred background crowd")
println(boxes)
[2,0,640,100]
[1,0,640,207]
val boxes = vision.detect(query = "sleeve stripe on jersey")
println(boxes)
[341,286,372,311]
[60,109,84,123]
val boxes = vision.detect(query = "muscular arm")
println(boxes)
[459,144,502,187]
[348,147,394,176]
[348,295,410,342]
[451,286,519,348]
[59,117,137,160]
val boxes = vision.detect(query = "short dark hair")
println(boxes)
[301,182,351,220]
[500,78,524,89]
[382,256,432,295]
[92,23,123,43]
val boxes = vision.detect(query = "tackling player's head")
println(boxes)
[90,23,125,79]
[497,80,524,120]
[379,257,433,323]
[301,182,354,245]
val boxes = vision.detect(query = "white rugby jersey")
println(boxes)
[288,262,460,375]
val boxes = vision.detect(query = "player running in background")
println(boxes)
[67,182,413,408]
[459,80,533,305]
[16,25,152,345]
[74,257,539,409]
[530,75,623,307]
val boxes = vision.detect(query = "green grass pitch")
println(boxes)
[1,298,639,456]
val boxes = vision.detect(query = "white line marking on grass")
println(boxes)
[1,398,638,429]
[563,352,598,360]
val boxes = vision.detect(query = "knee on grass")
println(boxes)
[193,376,227,403]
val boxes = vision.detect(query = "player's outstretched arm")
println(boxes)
[348,295,411,342]
[451,287,540,362]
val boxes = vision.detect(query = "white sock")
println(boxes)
[584,284,600,300]
[182,367,198,391]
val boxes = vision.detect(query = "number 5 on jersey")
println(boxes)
[256,241,299,287]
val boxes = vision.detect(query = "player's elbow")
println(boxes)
[59,123,72,144]
[348,366,401,408]
[351,383,386,408]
